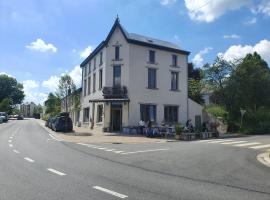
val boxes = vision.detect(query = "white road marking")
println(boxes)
[197,139,216,143]
[257,152,270,168]
[97,147,107,150]
[121,148,169,155]
[47,168,66,176]
[250,144,270,149]
[208,140,235,144]
[93,186,128,199]
[105,149,116,152]
[113,151,124,154]
[77,143,88,146]
[234,142,261,147]
[24,157,34,163]
[8,140,12,143]
[13,150,20,154]
[221,141,247,145]
[9,144,13,147]
[9,137,13,139]
[91,146,102,149]
[48,133,62,141]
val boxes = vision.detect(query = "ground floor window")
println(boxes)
[97,104,103,123]
[164,106,178,123]
[83,107,90,122]
[140,104,156,122]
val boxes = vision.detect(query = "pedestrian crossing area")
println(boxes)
[76,143,169,155]
[196,139,270,151]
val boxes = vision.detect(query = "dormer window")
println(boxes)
[115,46,120,60]
[149,50,155,63]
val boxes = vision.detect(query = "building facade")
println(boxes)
[80,18,191,132]
[20,102,38,118]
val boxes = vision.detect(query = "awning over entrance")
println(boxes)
[89,98,130,103]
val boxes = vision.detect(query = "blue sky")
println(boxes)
[0,0,270,104]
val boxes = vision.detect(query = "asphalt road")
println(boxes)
[1,119,270,200]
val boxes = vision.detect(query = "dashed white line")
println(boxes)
[234,142,261,147]
[121,148,169,155]
[9,137,13,139]
[105,149,116,152]
[47,168,66,176]
[250,144,270,149]
[221,141,247,145]
[97,147,107,150]
[8,140,12,143]
[24,157,34,163]
[113,151,124,154]
[9,144,13,147]
[93,186,128,199]
[13,149,20,154]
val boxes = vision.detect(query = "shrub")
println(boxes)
[205,105,228,121]
[42,115,49,121]
[175,123,183,135]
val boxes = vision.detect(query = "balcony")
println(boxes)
[102,86,128,99]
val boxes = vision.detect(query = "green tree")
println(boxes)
[45,93,61,116]
[0,98,13,114]
[188,63,204,104]
[58,74,76,112]
[0,74,25,104]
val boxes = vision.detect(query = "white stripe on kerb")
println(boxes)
[208,140,235,144]
[93,186,128,199]
[24,157,34,163]
[47,168,66,176]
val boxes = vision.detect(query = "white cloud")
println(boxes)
[245,17,257,24]
[184,0,251,22]
[26,38,57,53]
[22,80,47,104]
[256,0,270,16]
[80,46,93,58]
[192,47,213,67]
[223,34,240,39]
[69,65,82,87]
[42,76,60,91]
[0,72,14,77]
[160,0,177,6]
[220,39,270,63]
[23,80,39,91]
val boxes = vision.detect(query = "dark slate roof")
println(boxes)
[80,18,190,67]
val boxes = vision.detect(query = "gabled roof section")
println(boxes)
[80,17,190,67]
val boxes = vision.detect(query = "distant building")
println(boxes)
[20,102,38,118]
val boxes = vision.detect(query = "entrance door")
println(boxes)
[112,109,121,131]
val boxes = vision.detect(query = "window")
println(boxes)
[97,105,103,122]
[171,71,179,91]
[88,76,91,95]
[100,51,103,66]
[88,62,91,74]
[172,55,177,66]
[113,65,121,86]
[83,107,90,122]
[84,66,87,77]
[148,68,157,89]
[164,106,178,123]
[115,46,120,60]
[84,79,87,96]
[94,58,96,70]
[140,104,156,122]
[93,73,96,92]
[99,69,103,90]
[149,50,155,63]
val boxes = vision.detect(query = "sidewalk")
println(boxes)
[37,119,168,144]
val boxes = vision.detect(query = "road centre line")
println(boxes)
[9,144,13,147]
[105,149,116,151]
[121,148,169,155]
[234,142,261,147]
[24,157,34,163]
[221,141,247,145]
[47,168,66,176]
[8,140,12,143]
[93,186,128,199]
[13,149,20,154]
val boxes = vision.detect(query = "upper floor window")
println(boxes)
[100,51,103,66]
[99,69,103,90]
[83,107,90,122]
[84,79,87,96]
[88,76,91,95]
[113,65,121,86]
[171,71,179,91]
[88,62,91,74]
[148,68,157,89]
[93,73,96,93]
[94,58,96,70]
[115,46,120,60]
[172,55,177,66]
[149,50,155,63]
[84,66,87,77]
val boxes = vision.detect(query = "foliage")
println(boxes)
[188,79,204,104]
[188,63,202,80]
[42,114,49,121]
[58,74,76,112]
[45,93,61,116]
[0,98,13,114]
[71,91,81,112]
[0,74,25,105]
[205,105,228,120]
[175,123,183,135]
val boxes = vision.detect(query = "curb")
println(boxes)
[257,152,270,168]
[34,119,62,141]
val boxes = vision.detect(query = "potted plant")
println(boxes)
[175,123,183,140]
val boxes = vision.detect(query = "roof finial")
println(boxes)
[116,14,120,23]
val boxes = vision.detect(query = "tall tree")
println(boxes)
[0,98,13,114]
[0,74,25,104]
[45,93,61,116]
[188,63,204,104]
[58,74,76,112]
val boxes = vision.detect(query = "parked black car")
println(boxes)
[0,112,8,122]
[51,116,73,132]
[46,117,56,129]
[17,115,24,120]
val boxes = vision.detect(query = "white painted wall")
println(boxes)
[188,98,203,125]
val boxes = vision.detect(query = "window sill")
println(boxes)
[147,61,158,65]
[170,65,180,68]
[112,58,123,61]
[96,122,103,125]
[170,89,180,92]
[146,87,159,90]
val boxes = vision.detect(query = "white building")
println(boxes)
[80,18,200,132]
[20,102,37,118]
